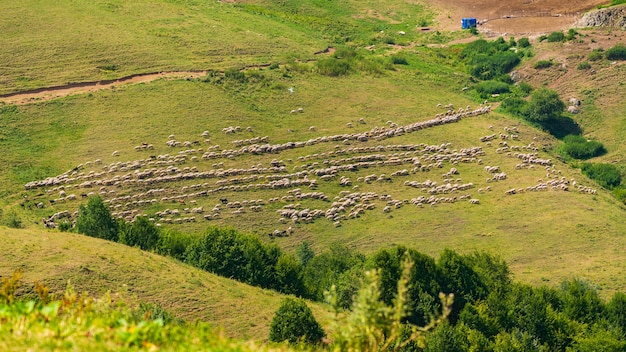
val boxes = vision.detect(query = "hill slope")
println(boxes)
[0,226,331,340]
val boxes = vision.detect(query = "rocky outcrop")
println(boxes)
[575,5,626,29]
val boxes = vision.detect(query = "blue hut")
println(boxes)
[462,18,477,29]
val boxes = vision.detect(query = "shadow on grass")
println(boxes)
[537,115,582,139]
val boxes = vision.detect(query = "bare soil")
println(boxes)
[428,0,608,36]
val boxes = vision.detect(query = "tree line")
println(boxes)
[71,196,626,350]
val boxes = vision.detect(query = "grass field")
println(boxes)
[0,226,332,341]
[1,0,626,339]
[3,66,626,296]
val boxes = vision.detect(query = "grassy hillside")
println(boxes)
[0,226,331,340]
[0,0,444,94]
[1,0,626,334]
[3,65,626,294]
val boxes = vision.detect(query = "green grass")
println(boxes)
[0,0,328,94]
[3,68,626,296]
[0,0,439,94]
[2,0,626,325]
[0,227,331,341]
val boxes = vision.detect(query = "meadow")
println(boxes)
[1,0,626,344]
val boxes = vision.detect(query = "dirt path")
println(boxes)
[0,71,209,106]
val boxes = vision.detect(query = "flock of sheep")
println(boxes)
[27,104,598,235]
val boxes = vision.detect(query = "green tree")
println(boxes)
[559,279,604,324]
[607,292,626,332]
[525,88,565,122]
[75,196,119,242]
[269,298,325,345]
[274,254,306,297]
[119,216,160,251]
[184,227,283,290]
[437,249,488,322]
[296,241,315,266]
[302,245,365,301]
[424,323,469,352]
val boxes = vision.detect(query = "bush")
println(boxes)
[581,163,622,188]
[75,196,119,242]
[566,29,579,41]
[533,60,553,69]
[391,54,409,65]
[501,97,528,116]
[518,37,531,48]
[525,88,565,122]
[223,68,247,83]
[588,50,603,61]
[605,44,626,60]
[560,135,606,160]
[577,61,592,70]
[546,31,566,42]
[269,298,325,345]
[316,58,351,76]
[461,39,522,80]
[184,227,284,290]
[158,229,193,260]
[469,52,520,80]
[119,216,160,251]
[2,210,23,229]
[475,81,511,96]
[614,187,626,204]
[517,81,533,96]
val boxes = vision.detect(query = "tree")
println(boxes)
[75,196,118,242]
[525,88,565,122]
[274,254,306,297]
[437,249,488,322]
[269,297,325,345]
[296,241,315,266]
[119,216,160,251]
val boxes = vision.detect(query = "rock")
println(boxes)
[567,106,580,114]
[575,5,626,29]
[510,70,523,82]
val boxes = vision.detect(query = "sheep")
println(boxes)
[469,199,480,204]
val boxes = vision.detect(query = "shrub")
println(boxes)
[316,58,351,76]
[588,50,603,61]
[533,60,553,69]
[566,29,579,41]
[525,88,565,122]
[269,298,325,345]
[119,216,160,251]
[185,227,278,288]
[560,135,606,160]
[501,97,528,116]
[469,52,520,80]
[224,68,247,83]
[2,210,23,229]
[461,39,522,80]
[475,81,511,96]
[157,229,193,260]
[581,163,622,188]
[546,31,566,42]
[518,37,531,48]
[517,81,533,96]
[577,61,591,70]
[605,44,626,60]
[75,196,119,242]
[614,187,626,204]
[391,54,409,65]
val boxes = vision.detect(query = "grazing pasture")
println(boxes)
[5,67,625,294]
